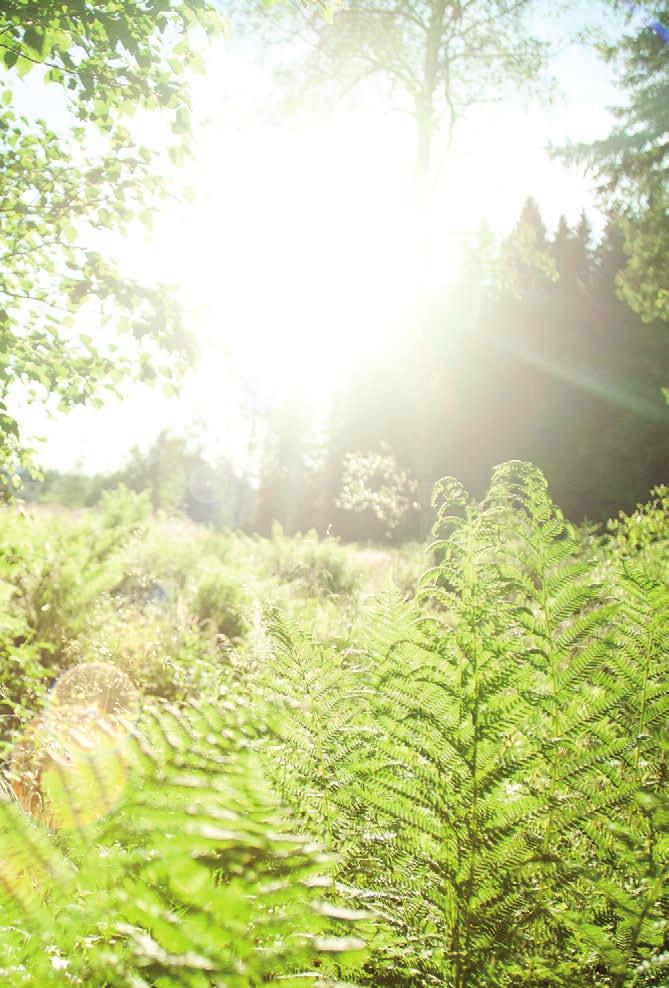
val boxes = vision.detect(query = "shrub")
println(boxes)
[263,525,360,596]
[192,569,251,642]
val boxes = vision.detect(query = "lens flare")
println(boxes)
[49,661,140,720]
[7,663,138,830]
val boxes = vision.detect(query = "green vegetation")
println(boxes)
[0,0,221,481]
[1,1,667,984]
[561,2,669,321]
[0,466,666,985]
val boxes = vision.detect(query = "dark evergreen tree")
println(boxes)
[500,196,555,295]
[552,211,593,292]
[575,210,594,286]
[594,217,628,296]
[561,4,669,320]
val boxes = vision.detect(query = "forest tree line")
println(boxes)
[29,198,669,541]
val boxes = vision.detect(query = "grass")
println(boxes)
[0,490,424,750]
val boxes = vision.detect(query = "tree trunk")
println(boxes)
[415,0,447,202]
[415,91,433,204]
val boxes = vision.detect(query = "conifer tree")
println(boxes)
[561,3,669,320]
[501,197,556,294]
[551,213,593,293]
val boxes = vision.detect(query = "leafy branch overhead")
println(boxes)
[0,1,222,480]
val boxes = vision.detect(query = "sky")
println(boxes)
[9,1,630,476]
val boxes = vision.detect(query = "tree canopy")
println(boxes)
[228,0,550,192]
[0,0,221,485]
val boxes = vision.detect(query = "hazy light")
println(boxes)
[12,30,618,472]
[8,663,138,830]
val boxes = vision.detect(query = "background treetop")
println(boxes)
[559,1,669,321]
[226,0,552,189]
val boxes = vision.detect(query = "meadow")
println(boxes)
[0,466,666,987]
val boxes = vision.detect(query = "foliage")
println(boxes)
[0,498,140,748]
[0,499,395,751]
[608,483,669,553]
[336,444,419,538]
[260,463,668,986]
[29,432,255,530]
[193,568,251,642]
[559,2,669,321]
[227,0,549,187]
[0,0,222,480]
[499,196,558,294]
[0,694,366,985]
[0,466,666,985]
[261,523,362,597]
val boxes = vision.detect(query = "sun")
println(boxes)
[136,100,461,420]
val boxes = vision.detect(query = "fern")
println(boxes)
[261,462,668,987]
[577,560,669,986]
[0,691,366,986]
[2,466,666,987]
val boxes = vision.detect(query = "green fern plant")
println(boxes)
[0,692,366,986]
[575,560,669,987]
[2,465,666,988]
[261,462,668,987]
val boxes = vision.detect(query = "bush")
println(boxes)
[192,569,251,642]
[263,524,360,596]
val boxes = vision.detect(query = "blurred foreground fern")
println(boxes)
[0,685,366,986]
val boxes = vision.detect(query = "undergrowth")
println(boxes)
[0,464,666,986]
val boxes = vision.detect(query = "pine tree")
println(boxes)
[561,5,669,320]
[550,213,592,292]
[501,198,556,295]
